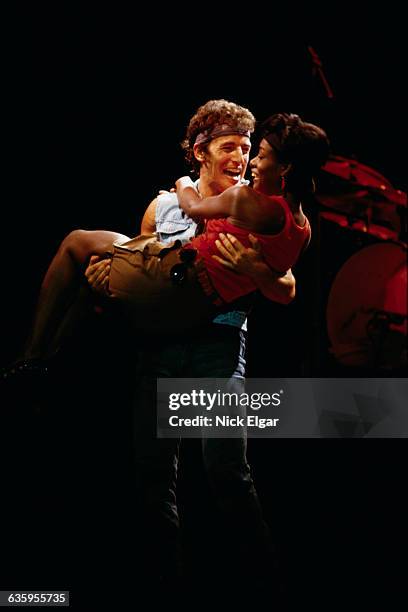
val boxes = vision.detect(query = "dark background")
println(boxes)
[4,5,406,367]
[2,5,406,608]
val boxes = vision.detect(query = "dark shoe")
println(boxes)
[1,358,48,382]
[1,358,50,416]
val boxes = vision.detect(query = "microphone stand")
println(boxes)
[306,45,334,373]
[308,46,335,100]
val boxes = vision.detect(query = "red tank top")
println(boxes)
[184,195,311,303]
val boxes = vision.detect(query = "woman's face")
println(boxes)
[250,138,284,195]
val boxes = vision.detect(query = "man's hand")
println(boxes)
[213,233,268,275]
[84,255,111,296]
[213,233,295,304]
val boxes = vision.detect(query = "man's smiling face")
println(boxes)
[198,134,251,194]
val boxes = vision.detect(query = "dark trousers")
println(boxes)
[132,324,271,581]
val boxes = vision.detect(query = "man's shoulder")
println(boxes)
[156,191,178,213]
[157,191,178,203]
[155,191,196,243]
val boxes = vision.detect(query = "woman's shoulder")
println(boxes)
[232,183,260,203]
[231,188,286,233]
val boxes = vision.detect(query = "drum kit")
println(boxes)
[314,155,407,370]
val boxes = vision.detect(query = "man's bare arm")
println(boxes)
[251,266,296,304]
[140,197,158,234]
[213,233,296,304]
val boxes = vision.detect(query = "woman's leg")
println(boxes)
[23,229,130,360]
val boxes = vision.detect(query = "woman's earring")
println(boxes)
[280,175,286,191]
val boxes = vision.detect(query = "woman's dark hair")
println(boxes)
[260,113,330,195]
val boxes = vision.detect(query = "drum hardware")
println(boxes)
[367,310,407,342]
[325,241,407,369]
[311,155,407,371]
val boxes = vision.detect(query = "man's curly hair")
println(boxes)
[181,99,255,174]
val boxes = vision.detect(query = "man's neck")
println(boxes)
[197,178,215,198]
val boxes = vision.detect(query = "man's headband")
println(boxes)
[194,124,251,146]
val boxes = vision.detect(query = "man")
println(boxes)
[86,100,295,591]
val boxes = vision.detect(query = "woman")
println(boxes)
[5,113,329,373]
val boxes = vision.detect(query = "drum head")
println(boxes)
[327,243,407,368]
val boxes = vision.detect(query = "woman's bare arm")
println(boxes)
[176,176,237,220]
